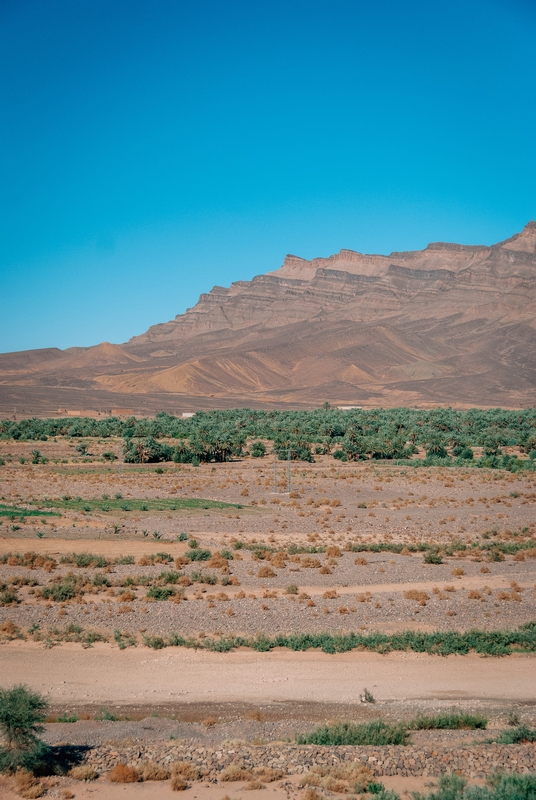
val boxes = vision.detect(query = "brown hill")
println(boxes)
[2,223,536,415]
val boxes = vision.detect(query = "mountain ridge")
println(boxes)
[2,223,536,415]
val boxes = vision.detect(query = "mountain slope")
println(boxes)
[2,223,536,415]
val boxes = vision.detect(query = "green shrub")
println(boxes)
[146,586,175,601]
[423,550,443,564]
[190,571,217,584]
[0,685,50,772]
[251,441,266,458]
[158,571,179,584]
[414,772,536,800]
[0,587,19,605]
[41,577,78,602]
[409,712,487,730]
[296,720,408,746]
[186,548,211,561]
[490,725,536,744]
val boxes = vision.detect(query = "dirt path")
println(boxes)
[1,642,533,707]
[0,773,435,800]
[0,537,186,557]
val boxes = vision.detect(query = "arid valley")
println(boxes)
[0,420,535,798]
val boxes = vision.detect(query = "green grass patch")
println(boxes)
[38,497,240,513]
[0,504,59,518]
[297,720,409,746]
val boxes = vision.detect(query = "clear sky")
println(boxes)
[1,0,536,352]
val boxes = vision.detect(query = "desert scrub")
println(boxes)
[409,712,487,730]
[146,585,177,601]
[185,547,212,562]
[60,552,108,568]
[300,761,374,793]
[413,772,536,800]
[136,624,536,656]
[30,624,108,648]
[0,552,57,570]
[486,725,536,744]
[138,552,173,565]
[297,720,408,746]
[69,765,98,781]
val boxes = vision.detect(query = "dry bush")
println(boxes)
[451,567,465,577]
[354,557,368,566]
[247,709,264,721]
[208,552,229,569]
[444,585,456,592]
[404,590,430,605]
[202,716,217,727]
[480,566,491,573]
[220,763,254,782]
[117,591,135,602]
[497,590,522,601]
[270,553,287,568]
[171,775,188,791]
[302,789,323,800]
[175,556,189,568]
[61,790,75,799]
[172,762,202,781]
[468,590,483,600]
[326,545,342,557]
[301,761,373,794]
[13,770,45,799]
[257,566,276,578]
[301,557,321,568]
[253,766,284,782]
[0,620,18,635]
[109,763,140,783]
[69,765,98,781]
[245,780,265,790]
[138,762,170,781]
[319,566,331,575]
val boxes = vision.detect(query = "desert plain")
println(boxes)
[0,432,535,798]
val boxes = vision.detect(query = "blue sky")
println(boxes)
[1,0,536,352]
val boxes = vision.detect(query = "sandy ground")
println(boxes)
[0,771,438,799]
[1,641,534,707]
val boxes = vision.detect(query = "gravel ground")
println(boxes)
[1,550,535,636]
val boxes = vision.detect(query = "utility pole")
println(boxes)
[287,448,291,493]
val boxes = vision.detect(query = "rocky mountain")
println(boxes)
[2,223,536,415]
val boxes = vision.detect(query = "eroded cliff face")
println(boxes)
[2,223,536,413]
[130,222,536,345]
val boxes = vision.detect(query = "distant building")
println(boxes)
[337,405,362,410]
[112,408,136,416]
[181,412,195,418]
